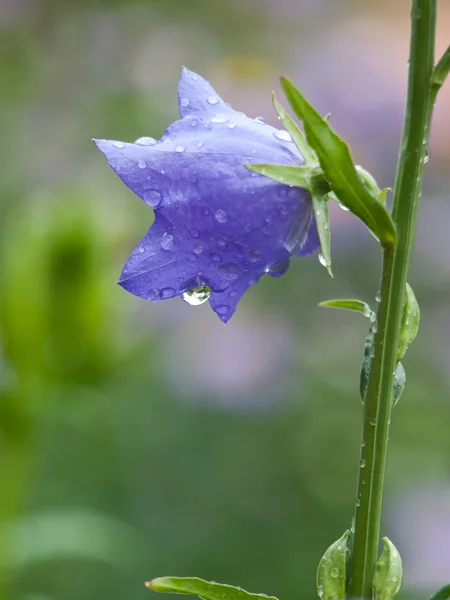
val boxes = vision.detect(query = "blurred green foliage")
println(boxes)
[1,1,450,600]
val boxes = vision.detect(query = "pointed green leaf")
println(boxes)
[147,578,277,600]
[245,164,313,190]
[428,584,450,600]
[312,189,332,277]
[272,94,317,164]
[397,283,420,361]
[372,537,403,600]
[319,299,373,318]
[280,77,396,249]
[432,45,450,89]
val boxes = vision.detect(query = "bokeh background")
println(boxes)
[1,0,450,599]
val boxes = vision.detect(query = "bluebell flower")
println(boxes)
[94,68,319,323]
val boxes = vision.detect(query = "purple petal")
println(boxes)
[177,67,234,118]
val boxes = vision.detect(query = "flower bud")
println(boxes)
[372,537,403,600]
[316,530,350,600]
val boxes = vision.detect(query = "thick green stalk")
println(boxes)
[348,1,436,598]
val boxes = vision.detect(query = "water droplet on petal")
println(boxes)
[138,159,147,169]
[161,287,176,299]
[160,232,174,250]
[280,205,288,215]
[211,253,221,262]
[318,253,327,267]
[217,263,241,280]
[211,115,228,124]
[113,141,125,149]
[274,130,292,142]
[215,305,230,316]
[197,141,204,149]
[135,136,157,146]
[189,118,198,128]
[207,95,219,105]
[193,244,203,257]
[180,97,191,108]
[215,209,227,223]
[217,236,227,249]
[228,290,237,298]
[175,145,186,153]
[265,260,290,277]
[249,250,261,262]
[143,189,162,208]
[138,246,144,253]
[189,228,199,238]
[254,116,266,124]
[148,289,160,301]
[228,122,237,129]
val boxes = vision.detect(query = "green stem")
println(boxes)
[0,429,31,596]
[348,1,436,597]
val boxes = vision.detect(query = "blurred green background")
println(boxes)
[1,0,450,599]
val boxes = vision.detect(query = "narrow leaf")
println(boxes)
[428,585,450,600]
[280,77,396,248]
[432,45,450,89]
[319,299,373,318]
[272,94,317,164]
[312,189,332,277]
[147,577,278,600]
[245,164,312,190]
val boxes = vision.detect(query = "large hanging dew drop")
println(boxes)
[181,285,212,306]
[265,260,290,277]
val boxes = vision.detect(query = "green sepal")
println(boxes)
[397,283,420,362]
[312,189,332,277]
[316,530,351,600]
[372,537,403,600]
[146,578,278,600]
[319,298,374,319]
[280,77,396,249]
[244,164,314,190]
[272,94,317,164]
[428,584,450,600]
